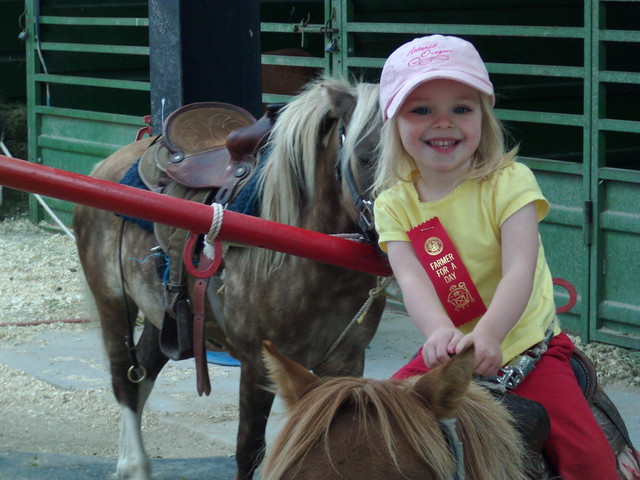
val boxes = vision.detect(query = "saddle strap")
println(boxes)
[194,255,213,397]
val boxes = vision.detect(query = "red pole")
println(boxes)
[0,156,391,276]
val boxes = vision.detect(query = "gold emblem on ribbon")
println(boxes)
[447,282,474,311]
[424,237,444,256]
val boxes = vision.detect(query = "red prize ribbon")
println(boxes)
[407,217,487,327]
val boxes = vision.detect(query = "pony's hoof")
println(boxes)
[116,459,152,480]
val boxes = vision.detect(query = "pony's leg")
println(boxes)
[102,307,168,480]
[235,359,275,480]
[114,319,169,479]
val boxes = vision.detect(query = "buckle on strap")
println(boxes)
[494,328,555,389]
[356,197,377,243]
[496,355,537,389]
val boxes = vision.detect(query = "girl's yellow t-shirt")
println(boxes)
[374,161,558,363]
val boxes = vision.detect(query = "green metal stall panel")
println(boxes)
[25,0,149,226]
[589,1,640,348]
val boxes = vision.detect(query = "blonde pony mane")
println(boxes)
[246,76,380,276]
[262,378,526,480]
[258,77,341,228]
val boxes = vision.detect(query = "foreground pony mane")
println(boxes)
[262,377,526,480]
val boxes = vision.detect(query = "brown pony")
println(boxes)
[73,77,385,480]
[262,340,640,480]
[261,340,527,480]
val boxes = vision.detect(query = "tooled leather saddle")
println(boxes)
[132,102,282,395]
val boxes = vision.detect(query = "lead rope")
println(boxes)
[313,276,393,371]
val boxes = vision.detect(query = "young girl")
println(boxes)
[373,34,618,480]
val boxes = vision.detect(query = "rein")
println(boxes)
[311,275,392,372]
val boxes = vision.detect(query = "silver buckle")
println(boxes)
[496,355,537,389]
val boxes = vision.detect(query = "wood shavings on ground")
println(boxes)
[0,219,86,327]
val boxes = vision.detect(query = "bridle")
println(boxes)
[440,418,466,480]
[336,125,378,244]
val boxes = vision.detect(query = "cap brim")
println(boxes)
[384,70,495,120]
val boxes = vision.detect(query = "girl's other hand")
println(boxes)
[422,327,464,369]
[456,329,503,376]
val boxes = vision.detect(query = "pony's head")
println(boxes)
[261,340,526,480]
[328,79,382,242]
[251,77,382,275]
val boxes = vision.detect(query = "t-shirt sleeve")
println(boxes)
[493,162,550,226]
[374,190,411,253]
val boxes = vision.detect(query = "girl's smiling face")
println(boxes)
[396,79,482,183]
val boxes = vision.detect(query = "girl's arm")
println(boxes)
[387,240,464,369]
[455,201,540,375]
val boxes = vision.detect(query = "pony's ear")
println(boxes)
[412,345,475,420]
[262,340,320,410]
[324,83,356,124]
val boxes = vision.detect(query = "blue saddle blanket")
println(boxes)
[117,157,265,225]
[117,159,154,231]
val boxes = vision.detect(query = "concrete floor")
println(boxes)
[1,308,638,480]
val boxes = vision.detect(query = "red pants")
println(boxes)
[392,333,618,480]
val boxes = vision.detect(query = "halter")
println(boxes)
[440,418,466,480]
[336,125,378,243]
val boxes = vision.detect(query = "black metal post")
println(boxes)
[148,0,262,134]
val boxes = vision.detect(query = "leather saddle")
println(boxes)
[496,347,637,477]
[138,101,281,197]
[135,102,281,373]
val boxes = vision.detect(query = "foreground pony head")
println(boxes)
[261,340,526,480]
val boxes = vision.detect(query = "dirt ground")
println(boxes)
[0,210,639,471]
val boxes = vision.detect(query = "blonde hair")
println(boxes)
[372,93,518,196]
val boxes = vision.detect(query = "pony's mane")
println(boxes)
[262,378,526,480]
[338,81,381,197]
[258,77,342,229]
[262,376,452,479]
[246,76,381,276]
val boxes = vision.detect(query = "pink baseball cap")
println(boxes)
[380,35,494,121]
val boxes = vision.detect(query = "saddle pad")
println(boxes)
[226,148,269,217]
[117,159,154,231]
[207,351,241,367]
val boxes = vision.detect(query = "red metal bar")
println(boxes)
[0,155,391,276]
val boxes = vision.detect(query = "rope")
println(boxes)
[203,202,224,259]
[314,276,393,371]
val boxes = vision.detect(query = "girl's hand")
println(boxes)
[422,327,465,369]
[456,329,503,376]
